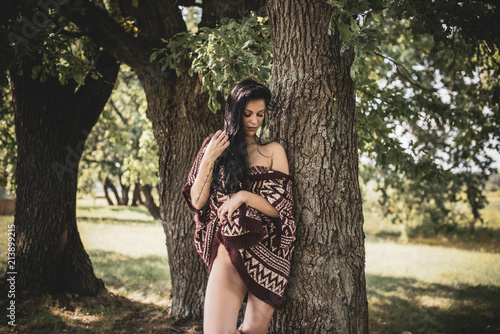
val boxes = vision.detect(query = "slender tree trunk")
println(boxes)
[105,176,121,205]
[267,1,369,333]
[131,181,143,206]
[103,177,115,205]
[118,170,130,205]
[121,184,130,205]
[141,183,161,220]
[7,50,120,296]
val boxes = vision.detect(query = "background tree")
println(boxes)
[1,0,121,294]
[348,1,500,235]
[78,64,161,218]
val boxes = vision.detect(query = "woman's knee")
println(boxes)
[239,294,275,334]
[238,321,270,334]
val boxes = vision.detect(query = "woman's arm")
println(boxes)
[190,158,215,210]
[217,141,290,220]
[189,130,230,210]
[217,190,279,221]
[241,191,279,218]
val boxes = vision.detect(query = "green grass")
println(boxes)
[367,275,500,334]
[88,250,170,305]
[1,193,499,333]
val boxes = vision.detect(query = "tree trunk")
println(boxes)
[103,177,115,205]
[7,50,120,296]
[118,170,130,205]
[136,68,223,318]
[105,176,121,205]
[131,181,143,206]
[141,184,161,220]
[121,184,130,205]
[267,1,369,333]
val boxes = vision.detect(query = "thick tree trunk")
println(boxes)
[267,1,369,333]
[141,184,161,220]
[131,181,143,206]
[7,50,120,296]
[136,67,222,319]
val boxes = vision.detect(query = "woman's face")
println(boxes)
[242,99,265,136]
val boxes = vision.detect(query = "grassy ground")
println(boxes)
[0,193,499,333]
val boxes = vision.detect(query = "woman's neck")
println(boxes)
[245,134,258,146]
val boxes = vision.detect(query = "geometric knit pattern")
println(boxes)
[181,134,296,309]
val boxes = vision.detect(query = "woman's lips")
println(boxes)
[248,127,258,131]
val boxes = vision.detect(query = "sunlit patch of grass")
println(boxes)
[366,241,500,287]
[76,197,156,224]
[78,222,168,258]
[88,250,171,305]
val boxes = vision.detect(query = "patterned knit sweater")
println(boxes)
[181,134,296,309]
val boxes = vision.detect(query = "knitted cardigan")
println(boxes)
[181,134,296,309]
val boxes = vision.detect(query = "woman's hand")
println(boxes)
[217,191,247,222]
[202,130,230,165]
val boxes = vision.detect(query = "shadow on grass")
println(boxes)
[87,250,171,302]
[0,290,202,334]
[0,250,201,333]
[367,274,500,334]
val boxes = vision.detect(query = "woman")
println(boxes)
[181,79,296,334]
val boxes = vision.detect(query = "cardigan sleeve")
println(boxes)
[180,134,213,225]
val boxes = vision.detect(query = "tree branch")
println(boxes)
[374,51,435,93]
[75,48,120,132]
[111,0,186,42]
[60,0,151,69]
[109,99,128,124]
[174,0,203,7]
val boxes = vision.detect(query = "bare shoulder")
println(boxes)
[270,142,290,175]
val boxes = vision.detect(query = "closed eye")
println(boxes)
[244,113,264,117]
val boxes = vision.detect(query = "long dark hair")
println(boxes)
[211,79,272,195]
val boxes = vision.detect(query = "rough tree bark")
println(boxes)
[64,0,266,319]
[267,1,369,333]
[8,50,119,296]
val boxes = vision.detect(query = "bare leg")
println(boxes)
[204,243,247,334]
[238,292,275,334]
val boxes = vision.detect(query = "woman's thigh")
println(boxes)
[204,243,247,334]
[239,292,275,334]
